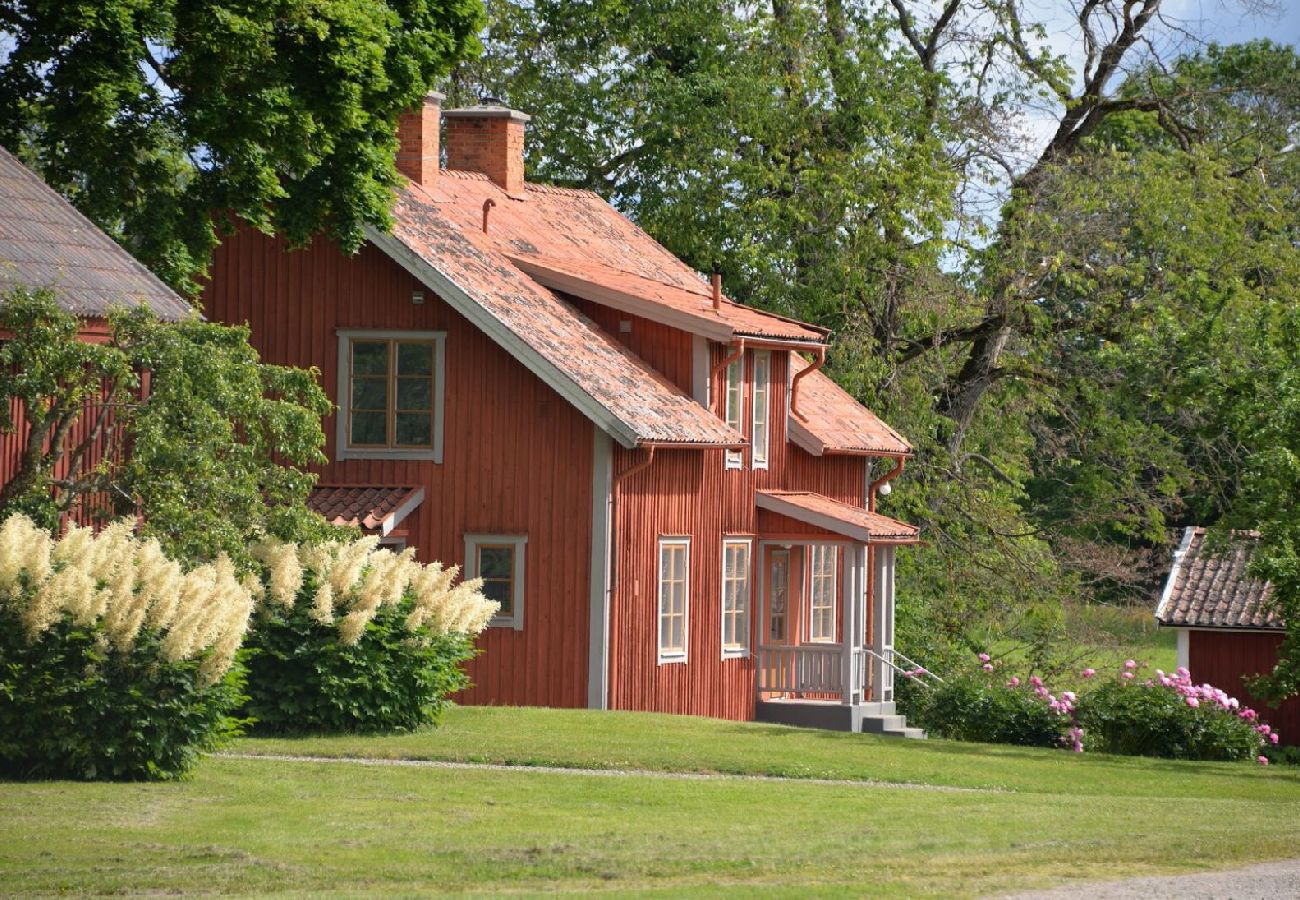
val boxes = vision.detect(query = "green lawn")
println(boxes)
[5,707,1300,896]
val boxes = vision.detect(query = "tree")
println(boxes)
[0,0,484,296]
[0,288,333,564]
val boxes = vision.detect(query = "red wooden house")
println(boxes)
[202,94,924,734]
[0,146,191,511]
[1155,527,1299,745]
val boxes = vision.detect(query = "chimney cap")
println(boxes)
[444,102,531,123]
[424,90,446,102]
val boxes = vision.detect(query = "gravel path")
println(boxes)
[1004,857,1300,899]
[217,751,993,792]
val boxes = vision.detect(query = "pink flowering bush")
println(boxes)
[1076,666,1271,762]
[904,661,1072,748]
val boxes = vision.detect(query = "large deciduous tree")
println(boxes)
[0,0,484,296]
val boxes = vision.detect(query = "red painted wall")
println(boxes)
[1189,630,1300,747]
[202,229,595,708]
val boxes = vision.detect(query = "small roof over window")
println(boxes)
[756,490,919,544]
[308,485,425,537]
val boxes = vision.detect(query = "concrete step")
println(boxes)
[880,727,927,740]
[858,714,908,734]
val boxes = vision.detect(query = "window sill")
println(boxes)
[488,617,523,631]
[722,649,749,660]
[337,447,441,462]
[657,653,688,665]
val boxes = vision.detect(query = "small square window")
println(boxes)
[465,534,527,629]
[337,330,445,462]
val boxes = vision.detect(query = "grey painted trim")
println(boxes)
[1177,629,1189,670]
[787,415,826,456]
[1154,526,1197,623]
[692,335,711,407]
[382,487,426,537]
[587,430,613,709]
[365,228,642,449]
[465,533,528,631]
[335,329,446,463]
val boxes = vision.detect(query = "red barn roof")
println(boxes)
[1155,527,1280,630]
[0,145,190,321]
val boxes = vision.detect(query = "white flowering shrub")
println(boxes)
[241,535,496,733]
[0,514,255,780]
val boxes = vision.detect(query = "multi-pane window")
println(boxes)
[768,549,789,643]
[338,330,445,460]
[722,539,751,657]
[724,356,743,468]
[752,351,770,469]
[809,544,838,643]
[658,538,690,661]
[465,534,527,629]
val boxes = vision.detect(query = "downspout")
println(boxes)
[711,338,746,386]
[868,456,905,513]
[789,345,826,420]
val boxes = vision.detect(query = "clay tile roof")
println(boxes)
[756,490,920,543]
[308,485,425,536]
[427,172,826,344]
[787,356,911,456]
[1155,527,1280,630]
[368,181,744,449]
[0,145,190,321]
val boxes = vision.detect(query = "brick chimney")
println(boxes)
[443,98,530,196]
[396,91,444,186]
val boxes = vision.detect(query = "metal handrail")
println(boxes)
[889,649,945,684]
[862,647,931,690]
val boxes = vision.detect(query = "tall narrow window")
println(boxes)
[658,538,690,662]
[724,356,743,468]
[337,330,445,461]
[808,544,838,643]
[722,539,751,657]
[465,534,527,630]
[768,549,789,643]
[751,351,770,469]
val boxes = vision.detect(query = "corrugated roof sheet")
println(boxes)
[788,356,912,456]
[0,145,190,321]
[308,484,425,536]
[430,171,827,343]
[375,181,745,448]
[756,490,920,543]
[1155,527,1280,630]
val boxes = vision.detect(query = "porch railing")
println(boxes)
[757,644,867,698]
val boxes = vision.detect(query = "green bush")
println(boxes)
[905,672,1069,748]
[241,537,495,734]
[1076,677,1266,761]
[0,516,253,781]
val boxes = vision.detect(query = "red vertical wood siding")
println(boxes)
[202,228,595,708]
[607,344,886,719]
[1189,630,1300,746]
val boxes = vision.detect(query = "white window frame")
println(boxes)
[465,533,527,630]
[658,537,690,663]
[751,351,770,470]
[721,537,752,659]
[336,329,446,462]
[808,544,838,643]
[724,356,743,469]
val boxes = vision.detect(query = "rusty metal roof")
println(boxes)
[756,490,920,543]
[369,180,745,449]
[0,145,190,321]
[788,356,912,456]
[308,485,425,536]
[429,171,827,344]
[1155,527,1280,630]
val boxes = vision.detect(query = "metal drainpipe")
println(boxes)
[607,445,656,594]
[789,345,826,420]
[868,456,906,513]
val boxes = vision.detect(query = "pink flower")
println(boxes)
[1062,691,1076,702]
[1124,659,1137,670]
[1081,668,1095,679]
[1030,675,1043,687]
[982,663,994,672]
[1186,697,1199,708]
[978,653,991,662]
[1177,666,1190,679]
[1121,671,1134,680]
[1259,756,1270,766]
[1271,733,1280,744]
[1008,676,1021,687]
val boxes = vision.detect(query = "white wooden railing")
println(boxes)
[758,644,868,700]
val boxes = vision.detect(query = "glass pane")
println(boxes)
[482,578,512,614]
[351,377,387,411]
[350,411,386,445]
[352,341,388,376]
[478,546,514,579]
[396,377,433,410]
[397,342,434,376]
[671,615,683,651]
[395,413,432,446]
[672,546,687,582]
[660,616,671,648]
